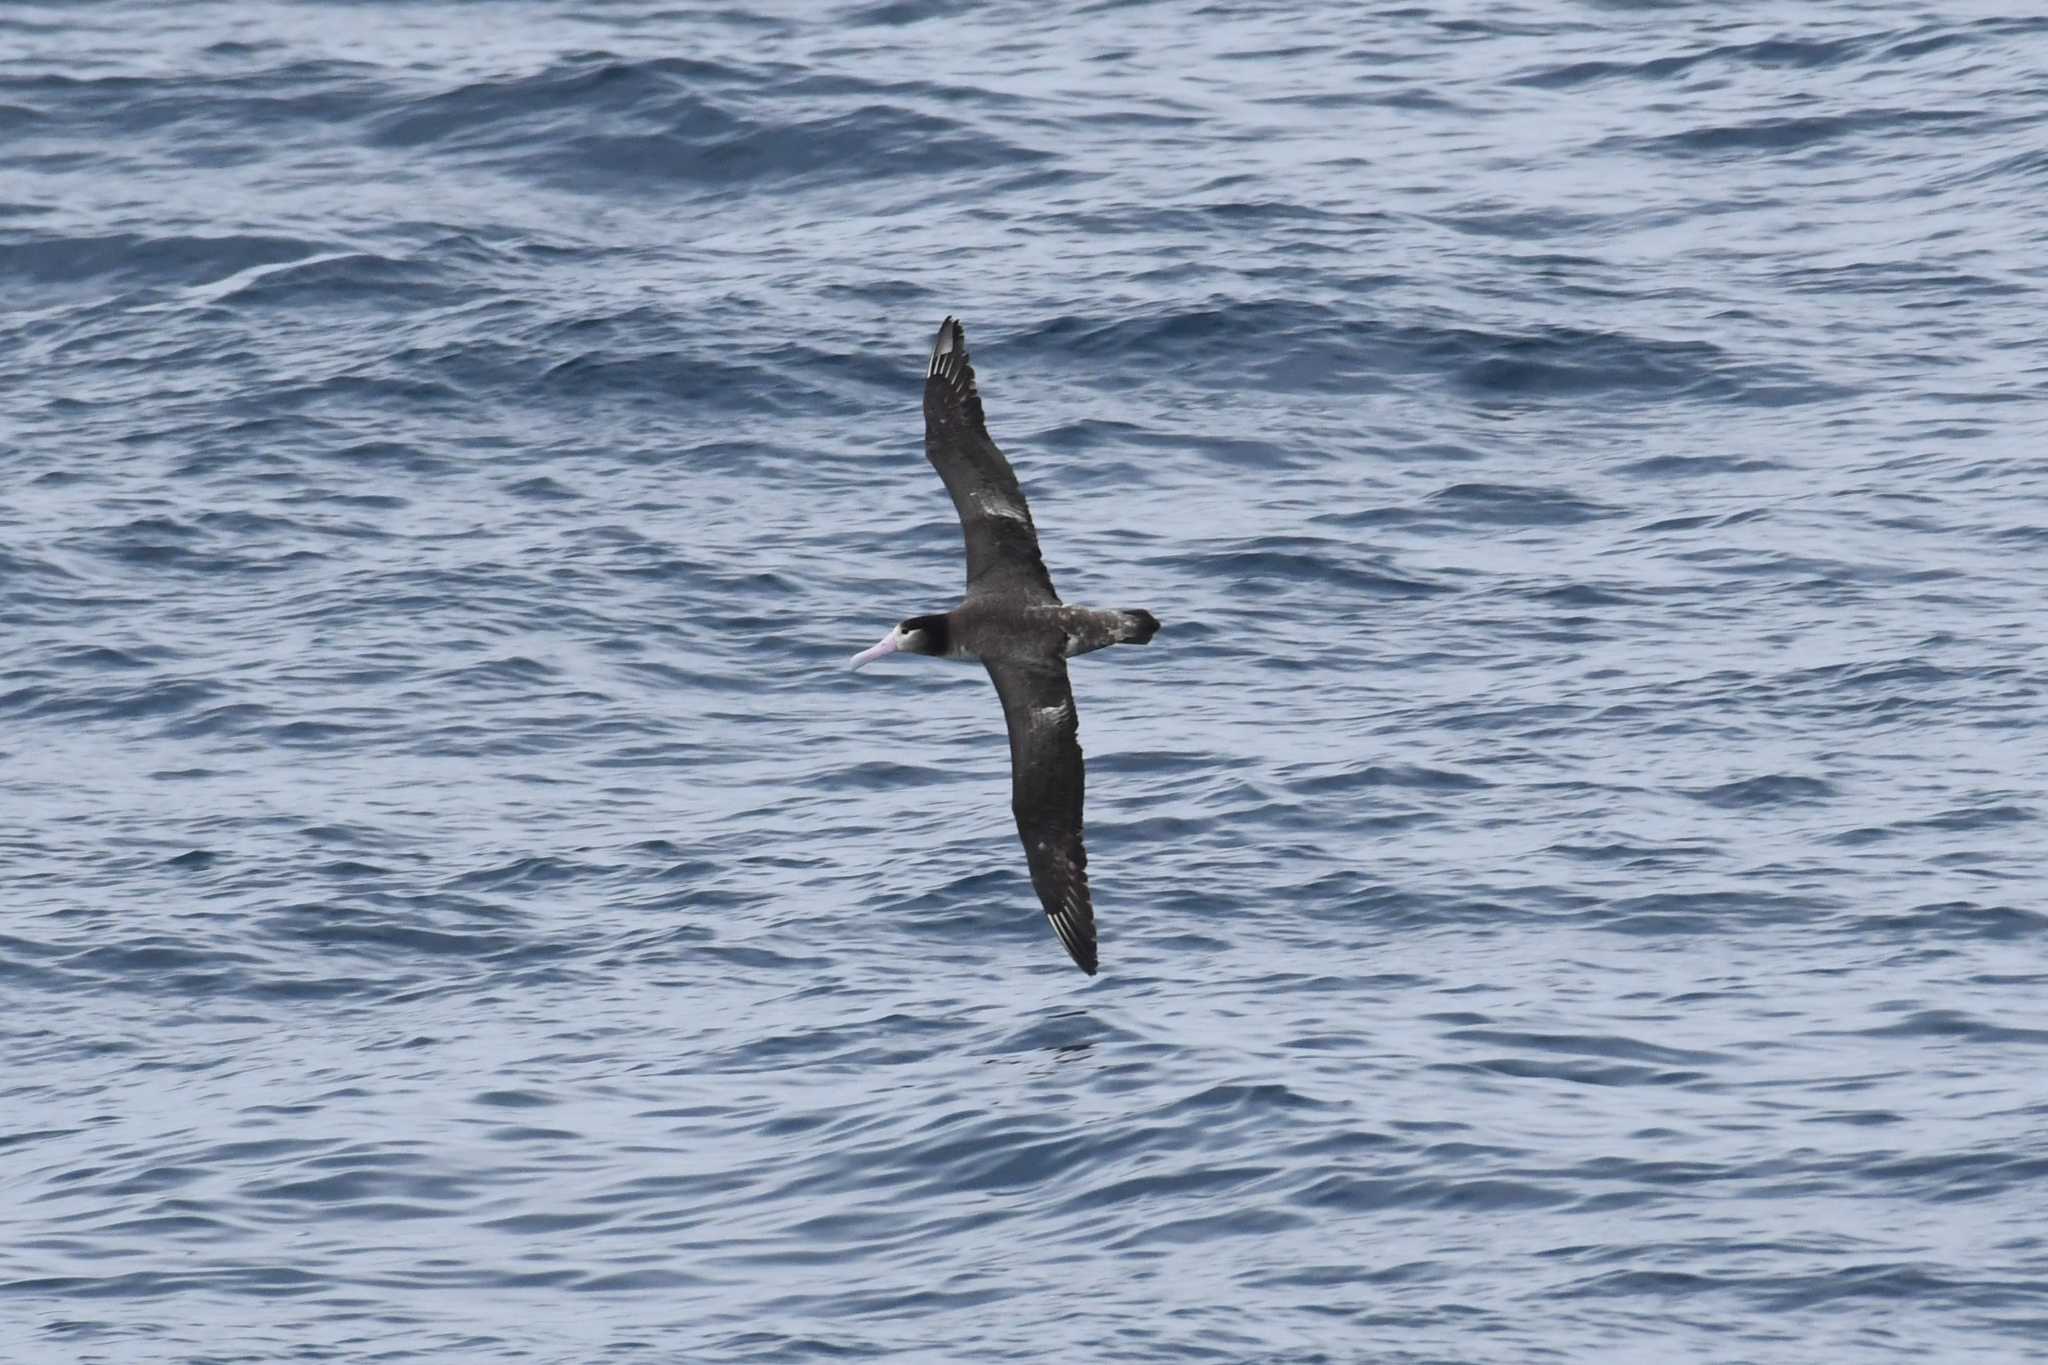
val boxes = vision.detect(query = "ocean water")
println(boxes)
[5,1,2047,1360]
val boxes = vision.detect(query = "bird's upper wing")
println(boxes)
[924,317,1060,605]
[985,656,1096,975]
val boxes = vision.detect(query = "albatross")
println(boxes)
[848,316,1161,976]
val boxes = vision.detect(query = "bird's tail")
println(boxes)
[1115,609,1161,645]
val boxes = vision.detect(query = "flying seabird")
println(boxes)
[849,316,1161,976]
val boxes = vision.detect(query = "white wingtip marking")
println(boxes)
[1049,909,1081,958]
[929,317,957,378]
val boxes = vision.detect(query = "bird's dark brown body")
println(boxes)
[919,603,1162,664]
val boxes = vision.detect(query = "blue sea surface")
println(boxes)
[5,2,2048,1361]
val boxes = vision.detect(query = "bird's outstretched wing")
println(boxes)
[924,317,1060,604]
[985,656,1096,975]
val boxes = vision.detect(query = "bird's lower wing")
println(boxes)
[985,658,1096,975]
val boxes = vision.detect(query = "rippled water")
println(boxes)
[6,2,2048,1361]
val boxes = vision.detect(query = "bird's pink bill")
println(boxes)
[848,629,900,670]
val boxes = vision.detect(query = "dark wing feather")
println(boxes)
[985,657,1096,975]
[924,317,1060,604]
